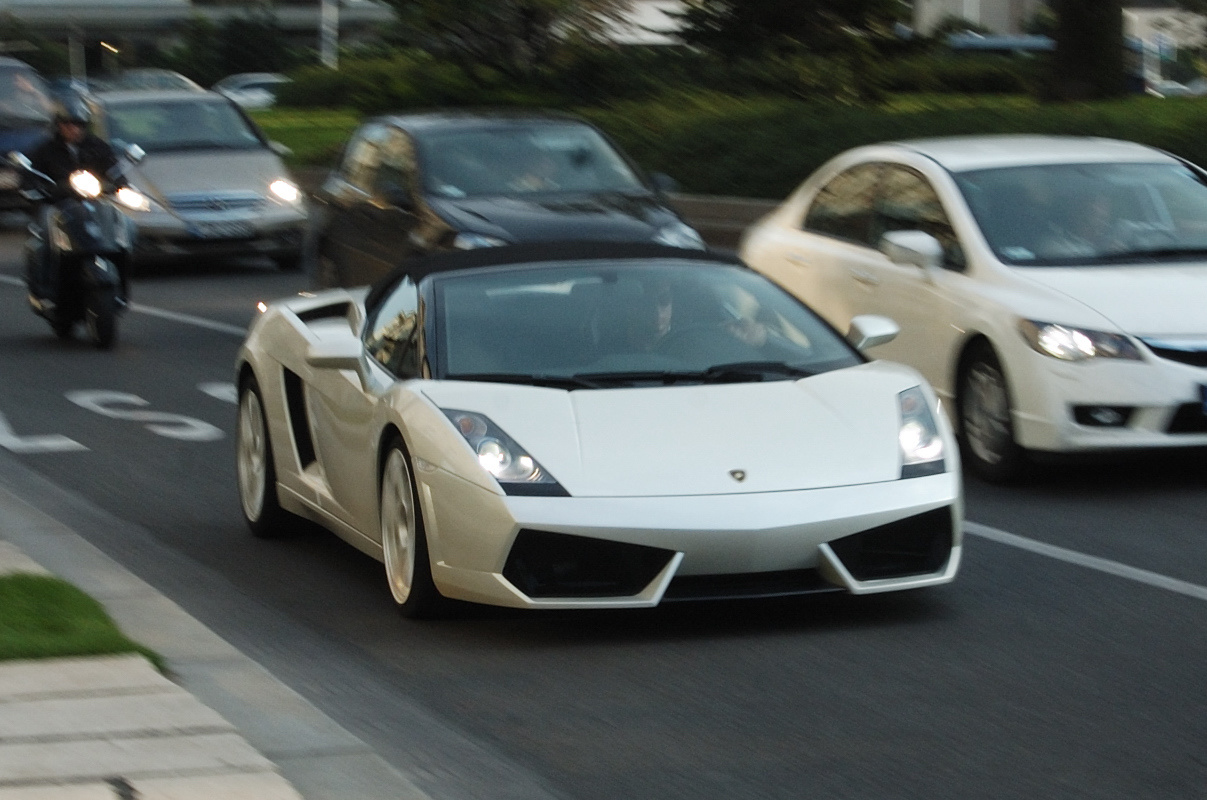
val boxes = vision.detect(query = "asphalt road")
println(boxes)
[1,225,1205,800]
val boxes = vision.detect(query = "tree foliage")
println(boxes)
[672,0,903,57]
[382,0,634,78]
[151,11,301,86]
[0,13,69,75]
[1050,0,1125,100]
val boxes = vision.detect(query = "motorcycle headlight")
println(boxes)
[898,386,945,479]
[269,178,301,205]
[68,170,102,199]
[441,409,567,495]
[115,186,152,212]
[452,232,508,250]
[653,221,706,250]
[1019,320,1142,362]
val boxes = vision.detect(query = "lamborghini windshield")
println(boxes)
[432,260,860,387]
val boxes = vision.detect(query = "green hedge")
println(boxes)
[257,93,1207,199]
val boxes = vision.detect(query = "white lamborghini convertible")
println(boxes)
[235,243,962,617]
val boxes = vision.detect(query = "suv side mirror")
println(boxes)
[649,172,680,194]
[124,143,146,164]
[879,230,944,271]
[269,141,293,157]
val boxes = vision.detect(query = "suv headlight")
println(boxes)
[115,186,155,212]
[269,179,302,205]
[654,221,706,250]
[442,409,567,495]
[1019,320,1142,362]
[899,386,945,479]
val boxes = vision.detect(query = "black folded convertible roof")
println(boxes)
[365,242,744,313]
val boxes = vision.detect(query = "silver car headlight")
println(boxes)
[442,409,567,495]
[269,178,302,205]
[1019,320,1143,362]
[115,186,157,213]
[452,232,508,250]
[899,386,945,479]
[653,221,706,250]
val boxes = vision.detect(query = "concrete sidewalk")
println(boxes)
[0,485,431,800]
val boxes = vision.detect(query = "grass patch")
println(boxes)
[249,107,362,168]
[0,574,163,669]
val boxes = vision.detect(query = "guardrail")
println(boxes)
[291,166,778,251]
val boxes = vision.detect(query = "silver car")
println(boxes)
[94,90,307,270]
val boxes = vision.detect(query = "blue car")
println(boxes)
[0,57,53,209]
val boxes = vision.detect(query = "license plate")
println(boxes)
[0,168,20,190]
[189,221,254,239]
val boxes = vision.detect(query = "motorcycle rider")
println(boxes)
[27,97,130,304]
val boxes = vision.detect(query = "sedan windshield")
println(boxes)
[417,123,646,198]
[955,162,1207,266]
[104,99,264,153]
[434,260,860,387]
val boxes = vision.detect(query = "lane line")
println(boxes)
[0,274,248,337]
[966,521,1207,602]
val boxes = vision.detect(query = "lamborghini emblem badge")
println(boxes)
[729,470,746,482]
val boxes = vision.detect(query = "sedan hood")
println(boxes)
[427,191,677,243]
[126,149,290,199]
[422,362,921,497]
[1018,265,1207,335]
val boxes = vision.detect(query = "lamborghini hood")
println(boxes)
[421,362,924,497]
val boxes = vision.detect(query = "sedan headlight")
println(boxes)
[115,186,153,212]
[899,386,945,479]
[441,409,567,495]
[653,221,706,250]
[269,179,301,205]
[1019,320,1142,362]
[452,232,508,250]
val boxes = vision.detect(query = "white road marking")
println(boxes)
[66,390,224,442]
[0,274,247,337]
[966,521,1207,603]
[0,409,88,453]
[198,382,238,404]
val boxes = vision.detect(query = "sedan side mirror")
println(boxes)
[846,314,900,351]
[7,151,31,170]
[879,230,944,271]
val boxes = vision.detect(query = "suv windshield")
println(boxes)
[430,260,860,386]
[417,122,646,198]
[104,99,264,153]
[956,161,1207,266]
[0,67,52,124]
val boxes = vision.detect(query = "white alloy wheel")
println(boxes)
[380,447,418,605]
[236,376,291,536]
[238,388,269,523]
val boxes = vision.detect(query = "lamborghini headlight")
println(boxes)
[442,409,566,495]
[1019,320,1142,362]
[899,386,945,479]
[68,170,102,199]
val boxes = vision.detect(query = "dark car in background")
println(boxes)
[308,111,703,288]
[0,57,53,210]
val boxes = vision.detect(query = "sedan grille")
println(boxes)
[503,529,674,598]
[1140,338,1207,369]
[167,192,264,213]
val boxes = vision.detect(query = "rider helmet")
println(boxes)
[53,97,92,128]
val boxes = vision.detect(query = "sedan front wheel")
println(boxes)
[959,342,1026,482]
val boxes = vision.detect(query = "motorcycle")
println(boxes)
[7,148,142,349]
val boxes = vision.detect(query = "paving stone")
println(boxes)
[134,771,303,800]
[0,733,274,784]
[0,656,166,702]
[0,692,233,741]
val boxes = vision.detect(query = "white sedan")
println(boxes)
[235,244,961,616]
[741,136,1207,481]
